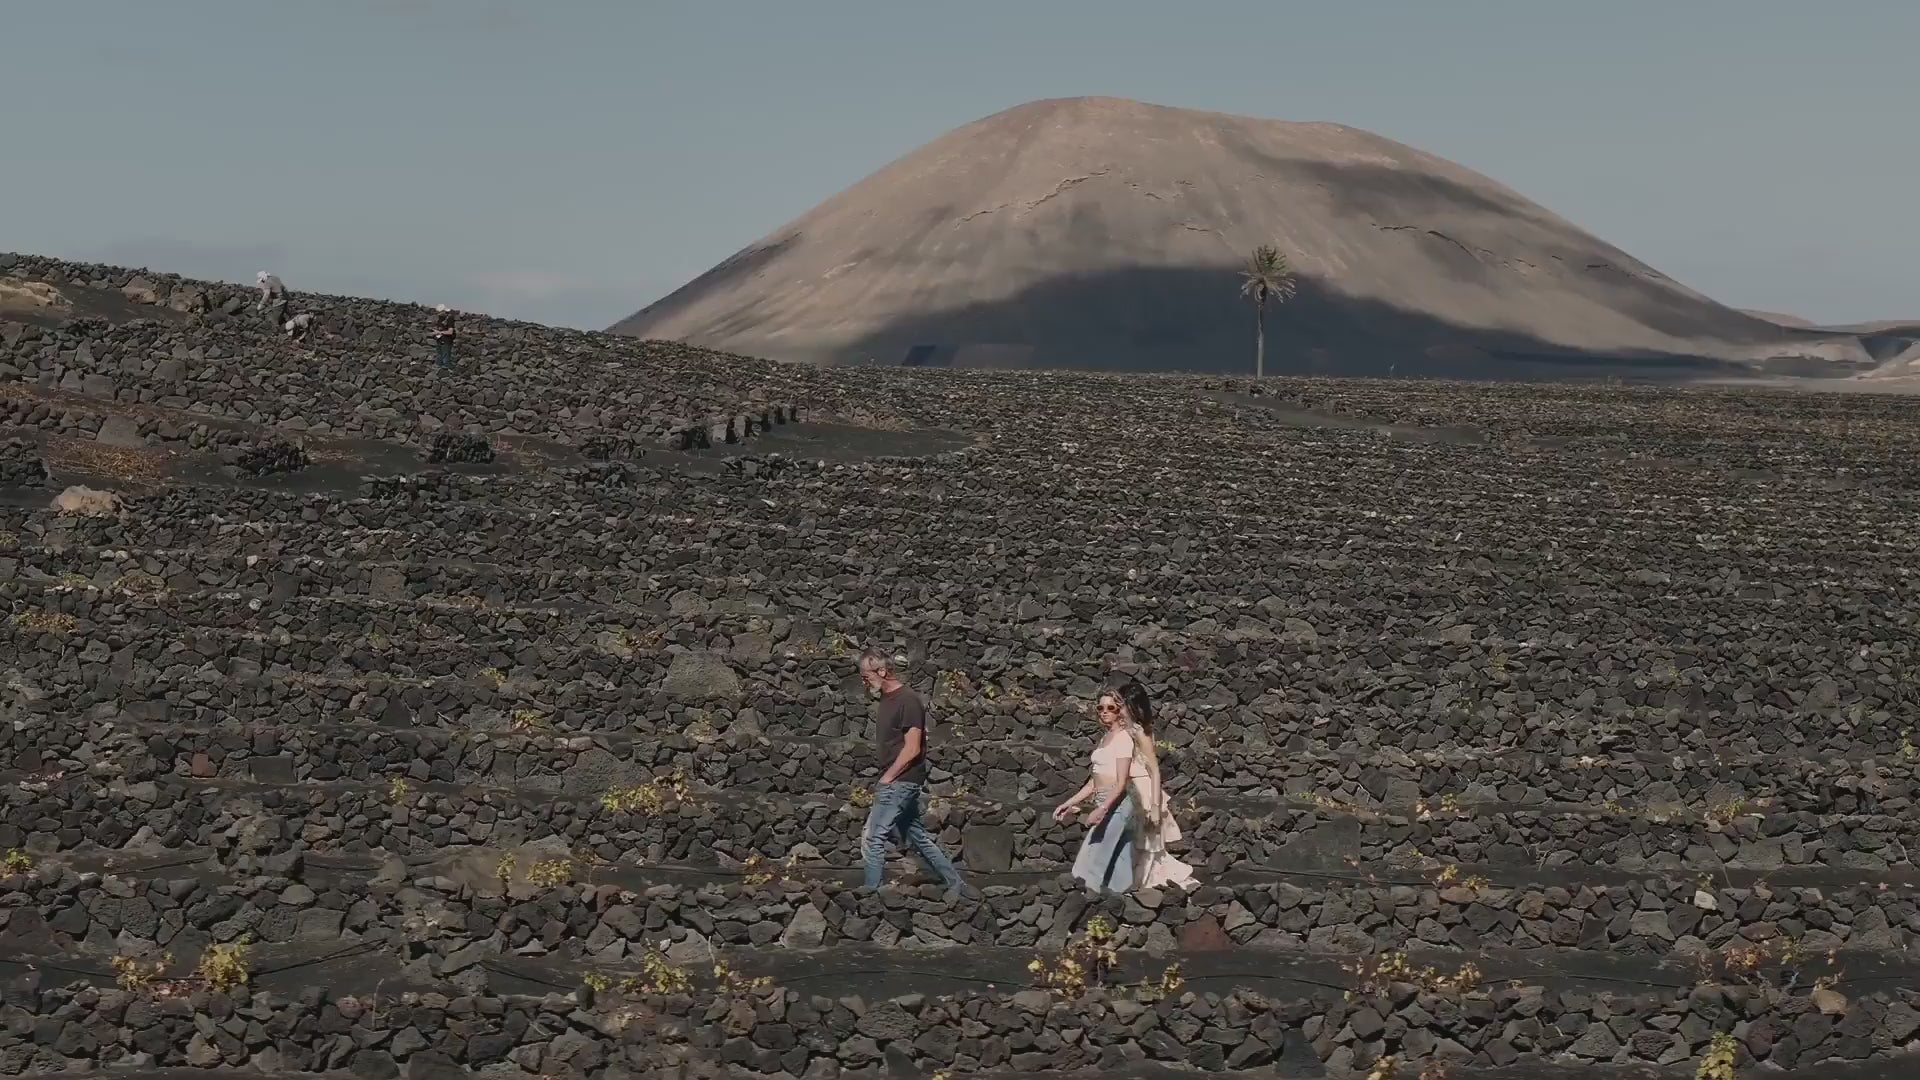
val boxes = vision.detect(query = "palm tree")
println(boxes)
[1239,244,1297,378]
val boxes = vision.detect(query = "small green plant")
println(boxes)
[12,610,78,636]
[1307,791,1354,812]
[600,768,689,815]
[583,941,772,1006]
[1703,798,1747,828]
[525,857,573,888]
[496,851,517,889]
[1697,940,1770,985]
[925,782,972,817]
[197,937,250,993]
[510,708,547,732]
[636,945,694,994]
[1692,933,1837,990]
[1345,950,1481,998]
[1136,960,1184,1002]
[1901,728,1916,761]
[847,785,875,810]
[740,852,801,887]
[936,670,972,700]
[1433,865,1489,893]
[682,710,718,743]
[1029,915,1119,997]
[388,776,411,801]
[582,972,612,993]
[476,666,505,688]
[711,953,773,996]
[609,627,663,653]
[793,633,854,659]
[1696,1031,1737,1080]
[58,572,91,590]
[574,847,612,885]
[112,952,172,993]
[2,849,32,875]
[113,571,168,598]
[0,531,16,550]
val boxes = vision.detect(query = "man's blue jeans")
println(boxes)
[435,337,454,368]
[862,781,964,889]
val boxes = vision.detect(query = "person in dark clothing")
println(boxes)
[431,304,456,368]
[856,650,972,895]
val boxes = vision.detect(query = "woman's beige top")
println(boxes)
[1090,730,1148,789]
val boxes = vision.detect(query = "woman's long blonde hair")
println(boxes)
[1110,682,1164,830]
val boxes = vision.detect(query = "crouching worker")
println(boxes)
[256,271,286,309]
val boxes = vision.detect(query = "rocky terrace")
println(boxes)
[2,253,1920,1078]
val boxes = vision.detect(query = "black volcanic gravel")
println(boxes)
[3,252,1920,1078]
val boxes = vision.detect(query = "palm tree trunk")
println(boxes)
[1254,304,1266,379]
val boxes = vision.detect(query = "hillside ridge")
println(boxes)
[612,96,1879,379]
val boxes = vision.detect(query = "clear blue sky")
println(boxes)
[6,1,1914,330]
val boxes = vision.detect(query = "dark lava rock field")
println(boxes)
[2,252,1919,1078]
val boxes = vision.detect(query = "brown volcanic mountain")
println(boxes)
[612,96,1873,377]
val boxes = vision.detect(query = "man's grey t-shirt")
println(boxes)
[875,686,930,785]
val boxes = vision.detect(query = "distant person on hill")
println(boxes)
[283,311,314,341]
[1053,681,1197,893]
[255,271,286,309]
[856,650,975,897]
[431,304,457,368]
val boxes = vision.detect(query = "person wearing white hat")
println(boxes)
[431,303,457,368]
[255,271,285,310]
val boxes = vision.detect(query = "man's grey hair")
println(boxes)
[857,649,907,675]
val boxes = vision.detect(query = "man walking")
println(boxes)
[857,650,973,896]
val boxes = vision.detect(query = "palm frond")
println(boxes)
[1239,244,1296,306]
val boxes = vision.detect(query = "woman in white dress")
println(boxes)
[1052,681,1199,893]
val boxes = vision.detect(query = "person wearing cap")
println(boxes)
[431,304,457,368]
[255,271,286,309]
[283,311,315,341]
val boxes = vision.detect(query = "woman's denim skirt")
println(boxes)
[1070,790,1137,894]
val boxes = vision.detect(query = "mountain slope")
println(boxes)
[612,96,1871,377]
